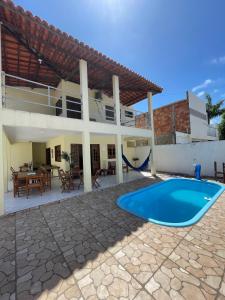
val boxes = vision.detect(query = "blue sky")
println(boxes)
[14,0,225,113]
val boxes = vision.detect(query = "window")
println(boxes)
[66,96,82,119]
[105,105,114,121]
[107,144,116,159]
[125,110,134,118]
[55,145,61,162]
[136,139,149,147]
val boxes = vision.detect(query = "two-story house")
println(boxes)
[0,1,162,214]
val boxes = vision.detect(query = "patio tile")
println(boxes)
[76,212,117,236]
[16,211,61,277]
[0,253,15,300]
[0,215,15,260]
[219,272,225,298]
[94,224,135,254]
[185,226,225,259]
[138,225,183,257]
[169,239,225,290]
[41,202,111,279]
[114,237,166,285]
[17,254,81,300]
[145,259,217,300]
[105,207,146,232]
[77,256,142,299]
[134,290,154,299]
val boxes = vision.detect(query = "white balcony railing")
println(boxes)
[1,72,150,129]
[2,72,82,119]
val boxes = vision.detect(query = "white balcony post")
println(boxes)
[112,75,123,183]
[0,22,2,110]
[0,23,4,215]
[80,59,92,192]
[112,75,120,126]
[147,91,156,175]
[80,59,90,122]
[61,80,67,117]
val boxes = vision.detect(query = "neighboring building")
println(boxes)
[0,1,162,214]
[136,91,218,145]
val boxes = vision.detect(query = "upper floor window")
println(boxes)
[105,105,114,121]
[66,96,82,119]
[125,110,134,118]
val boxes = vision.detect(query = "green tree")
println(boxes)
[205,94,225,124]
[218,113,225,140]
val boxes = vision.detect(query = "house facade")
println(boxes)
[136,91,218,145]
[0,1,162,215]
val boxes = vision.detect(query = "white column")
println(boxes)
[0,125,4,215]
[82,131,92,192]
[112,75,123,183]
[61,80,67,117]
[112,75,120,126]
[80,59,92,192]
[147,91,156,176]
[0,23,4,215]
[80,59,90,122]
[115,134,123,184]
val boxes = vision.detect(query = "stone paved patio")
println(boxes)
[0,176,225,299]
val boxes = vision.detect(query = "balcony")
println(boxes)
[1,72,150,130]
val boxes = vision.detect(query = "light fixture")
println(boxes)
[38,58,43,64]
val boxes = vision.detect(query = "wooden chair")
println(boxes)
[123,164,129,173]
[214,162,225,183]
[58,169,75,192]
[107,162,116,175]
[78,169,101,189]
[13,173,26,197]
[26,175,43,198]
[92,169,101,188]
[38,169,51,191]
[78,170,84,189]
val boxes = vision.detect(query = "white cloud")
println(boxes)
[211,56,225,65]
[192,79,213,92]
[213,89,219,93]
[197,91,205,97]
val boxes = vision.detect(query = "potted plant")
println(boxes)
[95,90,102,100]
[61,151,75,170]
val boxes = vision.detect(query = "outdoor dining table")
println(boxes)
[17,171,37,179]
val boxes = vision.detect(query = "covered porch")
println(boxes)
[3,125,153,214]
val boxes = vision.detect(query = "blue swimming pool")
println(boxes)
[117,178,225,227]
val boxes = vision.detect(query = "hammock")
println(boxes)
[122,150,151,172]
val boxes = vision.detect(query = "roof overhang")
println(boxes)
[0,0,163,105]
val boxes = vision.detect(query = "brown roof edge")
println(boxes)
[0,0,163,95]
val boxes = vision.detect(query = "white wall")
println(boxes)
[176,131,191,144]
[153,141,225,176]
[134,146,150,165]
[188,91,210,141]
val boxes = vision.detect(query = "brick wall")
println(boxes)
[135,99,190,144]
[154,99,190,144]
[135,112,149,129]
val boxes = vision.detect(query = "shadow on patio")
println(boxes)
[1,176,163,299]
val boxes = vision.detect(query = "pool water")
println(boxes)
[117,178,225,227]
